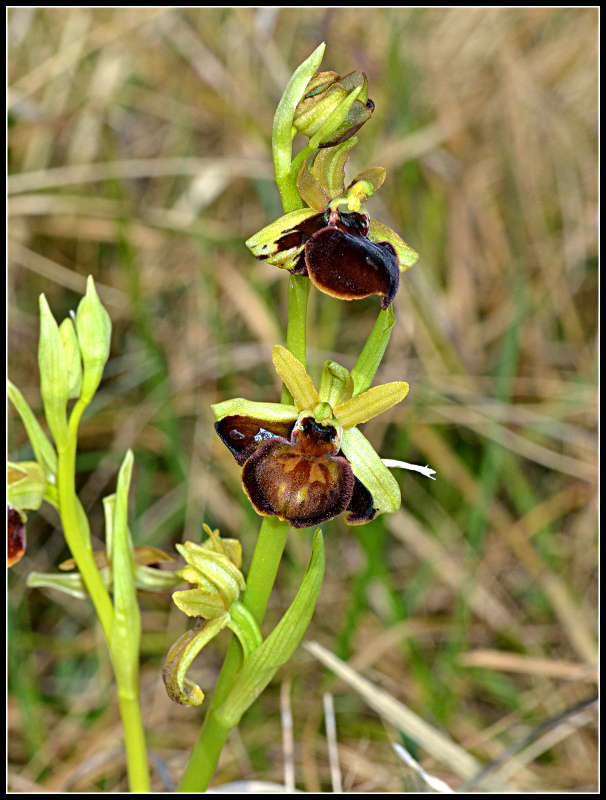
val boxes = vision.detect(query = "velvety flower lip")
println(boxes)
[246,142,419,308]
[212,346,419,528]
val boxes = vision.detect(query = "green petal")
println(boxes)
[272,345,320,411]
[335,381,408,429]
[245,208,319,270]
[340,427,401,514]
[211,398,298,424]
[368,219,419,271]
[318,360,354,408]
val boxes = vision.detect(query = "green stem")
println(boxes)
[57,399,114,638]
[281,275,310,404]
[58,400,150,791]
[117,689,151,792]
[177,516,290,792]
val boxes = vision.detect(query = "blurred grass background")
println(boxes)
[8,7,597,792]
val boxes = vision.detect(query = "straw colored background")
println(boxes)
[8,8,597,792]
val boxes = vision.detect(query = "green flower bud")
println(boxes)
[59,317,83,400]
[75,276,111,404]
[38,294,70,445]
[293,70,374,148]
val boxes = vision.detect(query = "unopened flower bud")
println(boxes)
[293,70,374,148]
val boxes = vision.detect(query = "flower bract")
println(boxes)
[246,140,419,309]
[212,346,409,528]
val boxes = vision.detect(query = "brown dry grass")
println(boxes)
[8,8,597,792]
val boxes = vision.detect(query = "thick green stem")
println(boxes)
[177,516,290,792]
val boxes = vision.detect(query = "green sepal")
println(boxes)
[109,449,140,690]
[350,307,396,396]
[335,381,409,430]
[211,398,298,425]
[58,317,83,400]
[38,294,70,446]
[7,380,57,482]
[7,461,46,512]
[163,614,231,706]
[245,208,319,270]
[368,219,419,271]
[297,138,359,211]
[272,345,320,411]
[296,158,330,211]
[318,361,354,408]
[293,81,351,138]
[215,529,325,728]
[348,166,386,194]
[200,524,243,568]
[340,427,401,514]
[75,276,112,404]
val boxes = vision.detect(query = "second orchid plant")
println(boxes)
[171,42,433,790]
[8,43,433,791]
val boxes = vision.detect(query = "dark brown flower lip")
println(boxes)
[215,414,379,527]
[241,438,355,528]
[345,476,376,525]
[304,226,400,310]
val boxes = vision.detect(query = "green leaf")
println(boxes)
[335,381,408,429]
[38,294,70,446]
[75,276,112,404]
[350,307,396,396]
[215,529,325,728]
[7,380,57,481]
[109,450,140,690]
[272,345,319,411]
[272,43,326,192]
[340,427,401,514]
